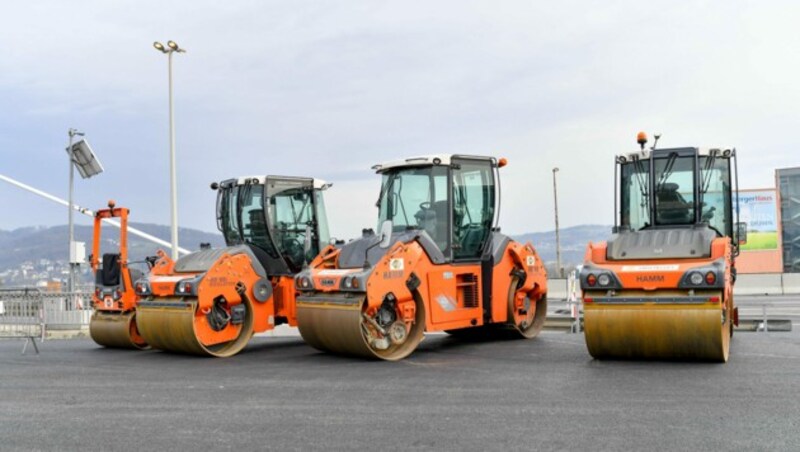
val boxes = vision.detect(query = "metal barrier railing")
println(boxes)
[0,288,94,354]
[41,292,93,329]
[0,288,45,354]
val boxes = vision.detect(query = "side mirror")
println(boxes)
[736,222,748,245]
[378,220,393,249]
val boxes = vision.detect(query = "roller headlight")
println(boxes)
[343,276,353,289]
[135,281,151,295]
[689,272,704,286]
[597,274,611,287]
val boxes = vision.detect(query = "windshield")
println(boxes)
[619,151,733,237]
[378,166,449,251]
[699,155,733,237]
[267,179,319,270]
[653,153,696,226]
[217,184,282,258]
[620,158,651,230]
[452,159,495,259]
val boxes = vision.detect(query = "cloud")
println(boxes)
[1,0,799,242]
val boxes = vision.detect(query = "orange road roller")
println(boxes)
[89,201,149,349]
[580,133,743,362]
[294,154,548,361]
[133,175,332,357]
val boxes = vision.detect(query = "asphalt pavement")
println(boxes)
[2,327,800,451]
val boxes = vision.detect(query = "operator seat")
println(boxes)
[99,253,121,286]
[656,183,693,224]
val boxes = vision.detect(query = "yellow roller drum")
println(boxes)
[135,298,254,357]
[296,294,424,361]
[583,291,731,362]
[90,311,149,350]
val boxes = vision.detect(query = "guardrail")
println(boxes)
[0,288,93,351]
[0,288,45,354]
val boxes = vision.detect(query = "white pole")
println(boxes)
[552,167,562,278]
[67,129,76,292]
[0,173,191,255]
[168,50,180,261]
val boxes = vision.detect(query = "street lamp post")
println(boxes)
[153,40,186,261]
[552,167,562,278]
[65,131,104,295]
[67,128,84,293]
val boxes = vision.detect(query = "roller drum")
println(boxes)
[583,299,731,362]
[90,311,148,350]
[296,294,424,361]
[136,298,254,358]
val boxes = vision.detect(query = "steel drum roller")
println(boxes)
[296,294,425,361]
[90,311,148,349]
[136,297,254,357]
[584,301,730,362]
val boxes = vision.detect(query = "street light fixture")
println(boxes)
[552,167,562,278]
[153,39,186,260]
[66,129,104,293]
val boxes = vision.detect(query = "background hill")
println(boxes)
[515,224,612,271]
[0,223,611,271]
[0,223,225,270]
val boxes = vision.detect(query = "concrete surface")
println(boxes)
[783,273,800,295]
[2,329,800,451]
[735,274,785,296]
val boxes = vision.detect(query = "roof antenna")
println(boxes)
[652,133,661,150]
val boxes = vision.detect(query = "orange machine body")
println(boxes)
[143,250,300,347]
[306,239,547,333]
[90,206,139,312]
[579,142,741,362]
[88,203,149,349]
[294,154,548,360]
[133,175,331,357]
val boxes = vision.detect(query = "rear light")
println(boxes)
[352,278,360,289]
[94,287,101,298]
[135,281,151,295]
[709,296,720,303]
[584,297,594,303]
[297,276,313,290]
[705,272,717,285]
[586,274,597,287]
[175,280,197,295]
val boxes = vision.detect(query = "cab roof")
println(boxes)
[616,147,735,162]
[234,175,331,190]
[371,154,496,173]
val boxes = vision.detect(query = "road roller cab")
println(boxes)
[580,133,742,362]
[134,175,332,357]
[294,154,548,361]
[89,201,149,349]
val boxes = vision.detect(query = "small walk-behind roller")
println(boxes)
[88,201,149,350]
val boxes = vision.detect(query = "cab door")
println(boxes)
[428,157,496,328]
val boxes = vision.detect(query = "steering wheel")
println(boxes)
[419,202,431,210]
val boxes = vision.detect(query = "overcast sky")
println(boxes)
[1,1,799,242]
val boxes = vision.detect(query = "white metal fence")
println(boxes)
[0,287,93,353]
